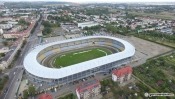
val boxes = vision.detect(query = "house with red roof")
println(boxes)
[76,79,101,99]
[38,93,52,99]
[112,66,132,84]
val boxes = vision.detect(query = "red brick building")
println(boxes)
[112,66,132,84]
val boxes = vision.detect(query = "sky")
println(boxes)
[1,0,175,3]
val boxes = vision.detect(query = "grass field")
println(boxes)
[129,11,175,20]
[53,48,112,68]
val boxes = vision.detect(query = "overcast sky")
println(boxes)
[2,0,175,3]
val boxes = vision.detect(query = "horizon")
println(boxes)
[1,0,175,3]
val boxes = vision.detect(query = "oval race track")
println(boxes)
[23,36,135,82]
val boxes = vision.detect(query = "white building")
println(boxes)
[0,24,13,30]
[78,21,99,29]
[62,25,80,33]
[7,21,18,25]
[0,47,10,53]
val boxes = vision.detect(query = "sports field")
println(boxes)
[53,48,112,68]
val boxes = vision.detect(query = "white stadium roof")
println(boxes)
[23,36,135,79]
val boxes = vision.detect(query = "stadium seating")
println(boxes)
[38,54,46,62]
[37,38,125,64]
[52,49,60,53]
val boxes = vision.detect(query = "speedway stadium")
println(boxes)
[23,36,135,84]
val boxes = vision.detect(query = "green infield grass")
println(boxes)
[53,48,112,68]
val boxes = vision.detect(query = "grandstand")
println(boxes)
[23,36,135,85]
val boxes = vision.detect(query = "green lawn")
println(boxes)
[53,48,112,68]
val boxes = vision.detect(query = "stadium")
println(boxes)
[23,36,135,85]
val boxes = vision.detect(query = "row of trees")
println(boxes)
[58,93,76,99]
[83,25,101,31]
[136,30,175,43]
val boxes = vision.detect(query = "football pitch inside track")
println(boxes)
[53,47,113,68]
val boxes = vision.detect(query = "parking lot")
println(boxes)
[126,36,172,58]
[43,36,66,43]
[122,36,172,67]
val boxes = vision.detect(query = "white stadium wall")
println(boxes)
[23,36,135,84]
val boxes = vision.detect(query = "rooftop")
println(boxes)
[112,66,132,77]
[38,93,52,99]
[23,36,135,79]
[76,79,100,93]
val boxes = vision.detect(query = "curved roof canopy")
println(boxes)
[23,36,135,79]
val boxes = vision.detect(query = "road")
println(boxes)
[0,14,43,99]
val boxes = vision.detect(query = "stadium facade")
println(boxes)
[23,36,135,85]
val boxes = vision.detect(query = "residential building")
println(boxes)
[161,28,173,35]
[62,25,80,33]
[0,24,13,30]
[0,38,23,69]
[3,20,36,39]
[38,93,52,99]
[0,17,12,22]
[0,46,10,53]
[7,21,18,25]
[112,66,132,84]
[76,79,101,99]
[78,21,99,29]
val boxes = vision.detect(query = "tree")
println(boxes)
[2,41,8,46]
[42,21,51,27]
[28,85,36,96]
[136,25,142,30]
[23,90,29,99]
[58,93,76,99]
[0,53,5,57]
[42,27,52,35]
[4,75,9,80]
[18,19,30,26]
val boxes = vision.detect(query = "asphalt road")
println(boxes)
[0,15,43,99]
